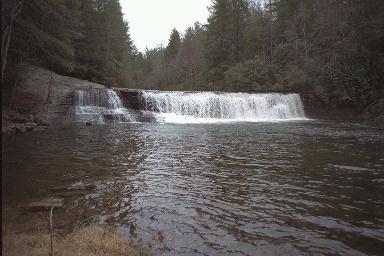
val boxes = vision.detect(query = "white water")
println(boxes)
[141,91,306,123]
[75,89,134,123]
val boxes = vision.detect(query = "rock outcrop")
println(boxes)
[2,64,107,133]
[12,64,105,123]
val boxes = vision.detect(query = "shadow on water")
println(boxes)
[2,121,384,255]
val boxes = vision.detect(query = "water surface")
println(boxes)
[3,121,384,255]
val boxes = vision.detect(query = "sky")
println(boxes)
[120,0,212,53]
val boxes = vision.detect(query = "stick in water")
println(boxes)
[49,206,54,256]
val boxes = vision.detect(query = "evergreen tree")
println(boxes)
[165,28,182,62]
[205,0,249,81]
[8,0,81,73]
[74,0,133,86]
[176,23,207,83]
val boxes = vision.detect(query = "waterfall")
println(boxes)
[141,91,306,123]
[74,88,134,123]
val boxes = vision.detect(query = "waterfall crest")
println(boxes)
[141,91,306,123]
[75,88,134,123]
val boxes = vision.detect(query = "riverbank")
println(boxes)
[3,225,149,256]
[2,182,150,256]
[2,109,49,134]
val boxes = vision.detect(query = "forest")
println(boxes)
[2,0,383,112]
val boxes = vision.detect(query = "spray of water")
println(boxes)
[141,91,306,123]
[75,89,134,123]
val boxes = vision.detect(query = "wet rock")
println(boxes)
[25,122,38,131]
[14,124,26,133]
[25,122,38,127]
[85,121,92,126]
[9,114,28,123]
[50,183,96,193]
[25,198,64,212]
[2,110,49,134]
[105,216,115,224]
[35,118,49,126]
[53,191,86,198]
[75,183,96,191]
[156,230,165,242]
[33,126,48,131]
[50,186,70,192]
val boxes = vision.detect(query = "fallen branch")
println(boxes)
[49,206,54,256]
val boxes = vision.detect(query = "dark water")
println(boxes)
[3,121,384,255]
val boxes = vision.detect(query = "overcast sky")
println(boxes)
[120,0,212,53]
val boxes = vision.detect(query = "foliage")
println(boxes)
[320,46,371,108]
[205,0,249,80]
[7,0,134,87]
[224,57,277,92]
[5,0,384,112]
[8,0,80,72]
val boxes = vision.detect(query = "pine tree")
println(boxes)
[175,23,207,82]
[205,0,249,81]
[74,0,133,86]
[8,0,81,73]
[165,28,182,62]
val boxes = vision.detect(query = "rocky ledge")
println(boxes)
[2,109,49,134]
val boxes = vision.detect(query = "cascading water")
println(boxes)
[141,91,306,123]
[74,88,134,123]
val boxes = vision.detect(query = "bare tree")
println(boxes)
[1,0,25,81]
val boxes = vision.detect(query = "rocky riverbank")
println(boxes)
[2,64,106,132]
[2,180,151,256]
[2,109,49,134]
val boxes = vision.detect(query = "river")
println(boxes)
[2,120,384,255]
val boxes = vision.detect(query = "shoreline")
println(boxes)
[2,187,150,256]
[3,224,149,256]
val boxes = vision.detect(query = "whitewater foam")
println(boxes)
[75,89,134,123]
[141,91,306,124]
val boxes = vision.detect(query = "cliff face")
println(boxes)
[12,65,105,123]
[2,65,106,132]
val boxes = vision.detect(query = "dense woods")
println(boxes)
[2,0,136,87]
[2,0,383,113]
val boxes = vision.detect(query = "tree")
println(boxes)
[7,0,82,74]
[245,1,269,59]
[1,0,25,81]
[205,0,249,72]
[175,23,207,82]
[165,28,181,62]
[74,0,133,86]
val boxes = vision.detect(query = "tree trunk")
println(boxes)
[1,0,25,81]
[269,0,273,60]
[302,22,308,58]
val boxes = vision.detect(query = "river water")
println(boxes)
[2,121,384,255]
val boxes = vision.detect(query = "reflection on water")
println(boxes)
[3,121,384,255]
